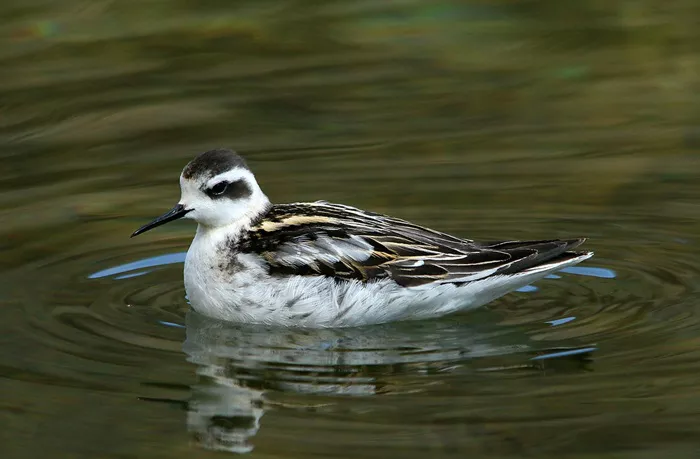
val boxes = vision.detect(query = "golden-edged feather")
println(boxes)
[238,202,587,287]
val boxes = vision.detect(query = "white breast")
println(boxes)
[183,226,479,326]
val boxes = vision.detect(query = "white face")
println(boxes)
[179,167,269,229]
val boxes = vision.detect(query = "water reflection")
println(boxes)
[183,310,595,454]
[88,252,187,279]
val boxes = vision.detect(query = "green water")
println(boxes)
[2,1,700,458]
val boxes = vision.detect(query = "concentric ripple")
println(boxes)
[4,208,700,457]
[8,227,697,377]
[2,228,679,453]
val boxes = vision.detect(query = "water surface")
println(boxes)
[2,1,700,458]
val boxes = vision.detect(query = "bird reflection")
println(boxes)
[182,310,594,454]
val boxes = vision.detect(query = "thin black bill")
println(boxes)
[131,204,192,237]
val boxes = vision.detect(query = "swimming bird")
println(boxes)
[132,149,593,327]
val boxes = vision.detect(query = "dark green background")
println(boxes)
[1,1,699,458]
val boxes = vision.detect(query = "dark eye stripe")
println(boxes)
[206,179,252,200]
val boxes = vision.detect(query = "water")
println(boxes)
[2,1,700,458]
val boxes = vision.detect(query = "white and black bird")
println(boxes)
[132,149,593,327]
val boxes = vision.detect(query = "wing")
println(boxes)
[239,202,587,287]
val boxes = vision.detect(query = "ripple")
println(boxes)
[7,242,610,454]
[11,232,696,396]
[6,226,700,455]
[182,310,597,453]
[497,240,700,351]
[5,241,190,395]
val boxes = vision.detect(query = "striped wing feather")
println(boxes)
[240,202,586,287]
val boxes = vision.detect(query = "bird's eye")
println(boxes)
[210,181,228,195]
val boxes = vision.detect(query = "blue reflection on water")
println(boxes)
[88,252,187,279]
[547,316,576,327]
[114,271,150,280]
[560,266,617,278]
[530,346,597,361]
[159,321,186,328]
[516,265,616,293]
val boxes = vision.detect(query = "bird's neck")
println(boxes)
[194,201,272,244]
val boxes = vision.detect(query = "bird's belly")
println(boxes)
[185,269,383,326]
[185,266,476,327]
[183,244,489,327]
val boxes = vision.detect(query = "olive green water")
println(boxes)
[2,1,700,458]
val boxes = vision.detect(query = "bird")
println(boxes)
[131,149,593,328]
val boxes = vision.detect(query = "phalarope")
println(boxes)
[132,149,593,327]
